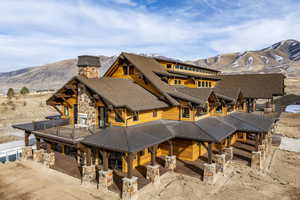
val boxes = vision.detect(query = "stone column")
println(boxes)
[223,147,233,162]
[33,149,44,163]
[267,136,273,152]
[43,152,55,168]
[165,155,176,170]
[122,177,138,200]
[82,165,96,185]
[146,165,160,184]
[214,154,226,173]
[258,145,266,160]
[98,169,113,191]
[251,151,262,170]
[21,146,33,160]
[203,163,216,185]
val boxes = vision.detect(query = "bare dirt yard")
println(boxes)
[0,161,119,200]
[275,112,300,138]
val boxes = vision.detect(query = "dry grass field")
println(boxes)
[0,94,57,140]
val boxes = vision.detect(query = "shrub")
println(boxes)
[7,88,14,99]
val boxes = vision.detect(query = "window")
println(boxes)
[184,66,188,70]
[178,80,181,85]
[216,105,222,113]
[166,64,172,69]
[195,106,207,117]
[123,66,128,75]
[64,106,69,117]
[133,112,139,121]
[208,82,212,88]
[174,80,178,84]
[180,65,184,70]
[139,150,145,156]
[115,109,124,123]
[182,107,190,118]
[153,110,157,117]
[175,65,180,69]
[205,81,208,87]
[129,66,134,75]
[202,81,205,87]
[198,81,201,88]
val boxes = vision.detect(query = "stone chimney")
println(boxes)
[77,55,100,79]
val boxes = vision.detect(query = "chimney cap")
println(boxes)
[77,55,100,67]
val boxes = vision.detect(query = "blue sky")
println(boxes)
[0,0,300,72]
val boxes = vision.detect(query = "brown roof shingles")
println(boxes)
[216,73,285,99]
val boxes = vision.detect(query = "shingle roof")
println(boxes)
[172,87,213,104]
[216,74,285,99]
[121,53,204,105]
[213,87,242,102]
[76,76,169,111]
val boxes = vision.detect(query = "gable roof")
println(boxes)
[216,73,285,99]
[120,52,205,106]
[48,76,169,112]
[172,87,214,104]
[213,87,242,103]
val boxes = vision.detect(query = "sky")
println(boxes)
[0,0,300,72]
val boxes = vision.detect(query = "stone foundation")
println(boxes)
[203,163,216,185]
[165,155,176,170]
[82,165,96,185]
[122,177,138,200]
[98,170,113,190]
[43,152,55,168]
[21,146,33,160]
[146,165,160,184]
[258,145,266,160]
[251,151,262,170]
[223,147,233,162]
[214,154,226,173]
[33,149,44,163]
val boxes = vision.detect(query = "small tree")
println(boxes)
[7,88,14,99]
[20,87,30,96]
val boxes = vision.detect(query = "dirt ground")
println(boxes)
[0,161,119,200]
[275,112,300,138]
[0,135,23,144]
[0,94,57,137]
[141,149,300,200]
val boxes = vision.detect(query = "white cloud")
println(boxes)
[0,0,299,72]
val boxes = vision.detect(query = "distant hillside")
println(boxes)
[0,39,299,93]
[190,39,300,76]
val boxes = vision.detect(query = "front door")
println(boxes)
[98,107,107,128]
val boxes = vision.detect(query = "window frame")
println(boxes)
[182,107,190,118]
[133,112,139,121]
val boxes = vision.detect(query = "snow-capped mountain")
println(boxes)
[191,39,300,76]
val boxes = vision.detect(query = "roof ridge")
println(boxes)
[193,119,218,142]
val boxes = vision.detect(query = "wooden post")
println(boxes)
[86,148,92,166]
[217,143,223,154]
[169,140,174,156]
[36,137,41,150]
[103,150,108,171]
[255,134,259,151]
[95,149,99,165]
[150,146,157,166]
[208,142,212,164]
[47,142,52,153]
[61,144,65,155]
[127,152,134,179]
[25,131,30,146]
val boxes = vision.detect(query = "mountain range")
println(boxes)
[0,39,299,93]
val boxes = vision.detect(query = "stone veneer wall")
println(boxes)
[78,84,97,128]
[78,66,99,79]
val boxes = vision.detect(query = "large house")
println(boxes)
[13,53,285,199]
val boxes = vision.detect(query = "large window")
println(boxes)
[115,109,124,123]
[129,66,134,75]
[133,112,139,121]
[123,66,128,75]
[182,107,190,118]
[64,106,69,117]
